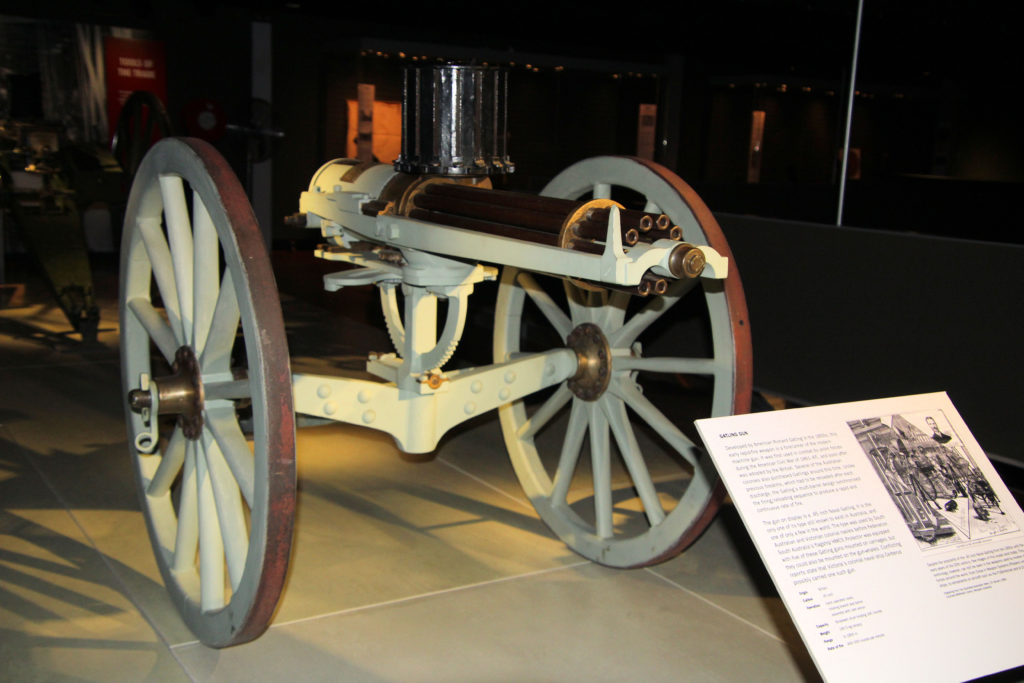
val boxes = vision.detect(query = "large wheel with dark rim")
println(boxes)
[119,137,295,646]
[494,156,752,568]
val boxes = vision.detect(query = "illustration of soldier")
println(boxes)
[927,416,953,444]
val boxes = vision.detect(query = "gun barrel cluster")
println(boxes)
[397,183,689,294]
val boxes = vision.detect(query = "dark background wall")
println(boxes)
[269,27,662,233]
[721,213,1023,460]
[3,1,1022,461]
[5,2,1022,241]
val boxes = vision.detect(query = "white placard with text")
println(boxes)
[696,392,1024,683]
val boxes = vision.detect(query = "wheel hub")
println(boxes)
[169,346,205,439]
[127,346,205,440]
[566,323,612,401]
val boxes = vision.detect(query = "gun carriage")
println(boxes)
[118,64,752,647]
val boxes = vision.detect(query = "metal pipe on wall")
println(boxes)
[837,0,865,226]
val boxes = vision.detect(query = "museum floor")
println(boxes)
[0,254,1017,682]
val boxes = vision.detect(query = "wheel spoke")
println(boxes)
[587,401,613,538]
[564,281,593,325]
[172,440,199,573]
[202,433,248,593]
[608,375,700,467]
[138,218,184,343]
[159,175,195,346]
[199,270,240,374]
[204,379,252,401]
[517,384,572,440]
[601,395,665,526]
[550,398,587,505]
[597,291,630,331]
[205,407,255,508]
[127,297,179,364]
[608,277,699,348]
[517,271,572,339]
[196,445,226,611]
[147,426,186,496]
[192,191,220,354]
[613,355,723,376]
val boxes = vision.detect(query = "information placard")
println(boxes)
[696,393,1024,683]
[104,36,167,141]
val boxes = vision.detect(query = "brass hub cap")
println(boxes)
[169,346,205,440]
[128,346,206,440]
[566,323,612,401]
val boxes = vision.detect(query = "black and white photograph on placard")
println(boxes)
[847,411,1015,549]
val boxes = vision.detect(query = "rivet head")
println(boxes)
[317,384,332,399]
[504,371,517,384]
[471,380,483,394]
[358,389,371,403]
[464,402,476,415]
[324,401,338,415]
[499,387,510,401]
[362,410,376,424]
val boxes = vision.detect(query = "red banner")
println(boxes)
[104,36,167,142]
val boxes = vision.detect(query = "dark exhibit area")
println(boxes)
[0,6,1017,436]
[2,2,1024,678]
[3,0,1019,453]
[5,1,1022,239]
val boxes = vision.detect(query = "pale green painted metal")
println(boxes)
[292,159,729,455]
[298,161,727,288]
[292,349,577,453]
[292,156,741,567]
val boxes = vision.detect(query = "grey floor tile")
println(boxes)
[649,506,803,638]
[0,359,199,646]
[0,287,119,368]
[270,421,580,625]
[2,262,819,681]
[174,562,811,682]
[0,427,189,682]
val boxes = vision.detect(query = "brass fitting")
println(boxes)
[668,243,706,279]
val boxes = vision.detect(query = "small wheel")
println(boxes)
[112,91,172,177]
[494,156,752,568]
[119,137,295,646]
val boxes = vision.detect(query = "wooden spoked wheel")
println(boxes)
[119,137,295,646]
[494,156,752,568]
